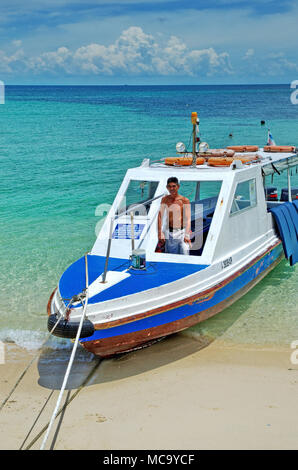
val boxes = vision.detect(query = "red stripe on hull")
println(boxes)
[82,252,283,357]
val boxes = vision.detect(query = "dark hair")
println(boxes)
[167,176,179,185]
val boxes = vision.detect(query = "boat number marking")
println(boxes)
[104,312,113,320]
[222,257,232,269]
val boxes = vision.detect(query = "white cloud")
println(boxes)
[28,46,72,74]
[71,27,157,75]
[2,26,233,78]
[0,46,24,73]
[243,48,254,60]
[0,25,297,82]
[72,28,233,77]
[12,39,22,47]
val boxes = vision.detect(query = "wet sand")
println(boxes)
[0,333,297,450]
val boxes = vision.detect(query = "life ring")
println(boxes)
[227,145,259,152]
[165,156,205,166]
[199,149,235,158]
[263,145,296,153]
[207,155,260,167]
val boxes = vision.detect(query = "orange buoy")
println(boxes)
[207,154,260,167]
[165,156,205,166]
[199,149,235,158]
[234,154,261,163]
[208,157,233,167]
[227,145,259,152]
[234,153,261,159]
[263,145,295,153]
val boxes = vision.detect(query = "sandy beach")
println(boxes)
[0,332,297,451]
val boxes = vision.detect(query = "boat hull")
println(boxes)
[80,242,283,357]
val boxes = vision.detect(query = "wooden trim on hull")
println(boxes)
[81,252,283,358]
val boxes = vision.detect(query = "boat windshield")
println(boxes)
[157,180,222,256]
[118,180,159,216]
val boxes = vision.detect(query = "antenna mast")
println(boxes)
[191,112,199,166]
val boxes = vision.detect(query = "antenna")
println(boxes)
[191,112,199,166]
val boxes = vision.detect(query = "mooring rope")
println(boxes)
[0,250,92,414]
[19,390,55,450]
[23,358,102,450]
[40,253,90,450]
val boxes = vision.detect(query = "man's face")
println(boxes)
[167,182,179,197]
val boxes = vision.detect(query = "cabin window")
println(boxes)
[230,179,257,215]
[178,180,222,204]
[118,180,159,216]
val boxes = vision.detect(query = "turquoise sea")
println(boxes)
[1,84,298,351]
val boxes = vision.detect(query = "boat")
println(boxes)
[47,113,298,357]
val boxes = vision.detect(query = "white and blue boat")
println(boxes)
[47,114,298,357]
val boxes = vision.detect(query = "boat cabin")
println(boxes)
[91,148,297,267]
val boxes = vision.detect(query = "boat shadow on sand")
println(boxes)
[37,258,294,391]
[37,333,208,391]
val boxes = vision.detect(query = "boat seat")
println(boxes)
[267,201,284,211]
[188,197,218,256]
[189,217,212,256]
[191,196,218,220]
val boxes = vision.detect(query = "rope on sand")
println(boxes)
[39,253,90,450]
[22,358,102,450]
[19,390,55,450]
[1,252,91,415]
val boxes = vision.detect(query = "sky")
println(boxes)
[0,0,298,84]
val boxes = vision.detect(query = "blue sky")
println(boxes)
[0,0,297,84]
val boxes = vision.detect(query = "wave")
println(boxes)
[0,328,72,352]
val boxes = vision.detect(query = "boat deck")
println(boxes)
[59,255,208,307]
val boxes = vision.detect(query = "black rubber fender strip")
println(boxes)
[47,314,95,339]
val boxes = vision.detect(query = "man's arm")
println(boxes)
[158,197,167,242]
[183,198,191,244]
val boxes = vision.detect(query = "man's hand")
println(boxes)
[184,233,192,247]
[159,232,166,244]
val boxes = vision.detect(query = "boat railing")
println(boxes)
[101,193,165,283]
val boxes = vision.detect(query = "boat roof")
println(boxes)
[137,149,298,177]
[258,150,298,175]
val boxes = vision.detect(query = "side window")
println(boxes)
[230,179,257,215]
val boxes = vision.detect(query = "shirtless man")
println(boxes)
[158,177,191,255]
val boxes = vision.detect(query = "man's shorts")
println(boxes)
[165,228,189,255]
